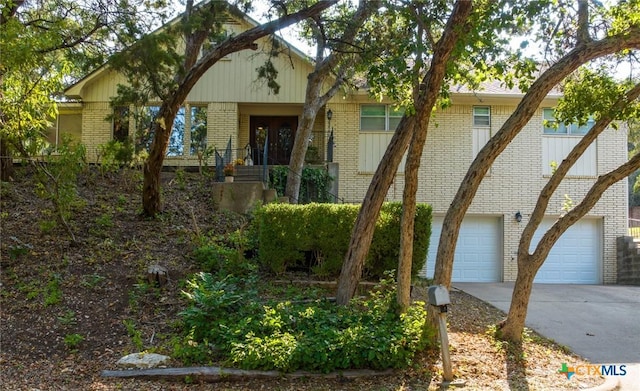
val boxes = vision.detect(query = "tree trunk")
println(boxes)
[0,136,13,182]
[433,30,640,289]
[500,150,640,340]
[397,121,428,312]
[285,103,319,204]
[284,0,376,203]
[336,0,474,305]
[336,117,417,305]
[142,112,174,216]
[499,254,538,341]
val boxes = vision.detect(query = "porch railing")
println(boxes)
[214,136,342,203]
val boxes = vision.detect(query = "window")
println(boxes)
[190,106,207,155]
[112,106,130,142]
[473,106,491,127]
[360,105,405,131]
[134,106,185,156]
[543,108,594,135]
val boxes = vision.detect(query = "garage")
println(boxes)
[423,216,502,282]
[532,218,602,284]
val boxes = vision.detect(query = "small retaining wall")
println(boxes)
[616,236,640,285]
[212,182,278,214]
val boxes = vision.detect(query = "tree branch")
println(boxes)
[577,0,591,45]
[520,82,640,256]
[535,151,640,260]
[176,0,338,107]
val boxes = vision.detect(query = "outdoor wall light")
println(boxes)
[327,109,333,121]
[515,211,523,223]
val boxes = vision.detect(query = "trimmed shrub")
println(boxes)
[255,202,431,279]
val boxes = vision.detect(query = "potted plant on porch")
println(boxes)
[223,163,235,182]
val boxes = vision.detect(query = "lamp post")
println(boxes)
[327,109,334,162]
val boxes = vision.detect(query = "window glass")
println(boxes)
[389,107,405,130]
[543,108,567,134]
[361,105,404,131]
[190,106,207,155]
[167,107,185,156]
[361,105,386,116]
[473,106,490,127]
[135,106,186,155]
[543,108,595,135]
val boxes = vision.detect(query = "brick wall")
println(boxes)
[331,99,627,284]
[81,102,112,162]
[616,236,640,285]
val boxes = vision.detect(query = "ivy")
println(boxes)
[269,166,334,203]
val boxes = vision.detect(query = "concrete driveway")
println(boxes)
[453,283,640,390]
[453,283,640,362]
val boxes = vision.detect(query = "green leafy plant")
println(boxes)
[34,136,86,242]
[174,168,186,190]
[57,310,77,326]
[269,166,334,203]
[174,272,434,372]
[96,140,134,175]
[8,236,32,260]
[95,212,114,229]
[80,274,105,289]
[63,333,84,350]
[192,230,256,277]
[123,319,144,351]
[44,274,63,306]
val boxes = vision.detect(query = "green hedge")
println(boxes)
[255,202,431,279]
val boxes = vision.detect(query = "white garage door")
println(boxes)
[424,216,502,282]
[532,218,602,284]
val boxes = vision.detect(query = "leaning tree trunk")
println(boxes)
[396,120,428,312]
[285,0,375,203]
[286,104,320,204]
[336,0,474,305]
[142,109,176,216]
[501,151,640,340]
[499,254,539,341]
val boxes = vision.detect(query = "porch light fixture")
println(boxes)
[327,108,335,162]
[515,211,522,223]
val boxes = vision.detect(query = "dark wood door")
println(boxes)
[249,116,298,165]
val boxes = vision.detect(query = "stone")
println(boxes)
[116,352,171,369]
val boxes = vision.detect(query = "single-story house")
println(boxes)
[55,5,628,285]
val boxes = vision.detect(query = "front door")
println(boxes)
[250,116,298,165]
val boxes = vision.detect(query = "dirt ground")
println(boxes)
[0,167,605,390]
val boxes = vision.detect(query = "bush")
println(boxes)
[255,202,431,279]
[175,272,434,372]
[97,140,134,173]
[192,230,256,277]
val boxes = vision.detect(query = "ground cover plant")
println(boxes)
[175,270,434,373]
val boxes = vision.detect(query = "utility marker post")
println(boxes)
[428,285,465,387]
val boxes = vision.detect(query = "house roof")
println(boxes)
[452,79,562,99]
